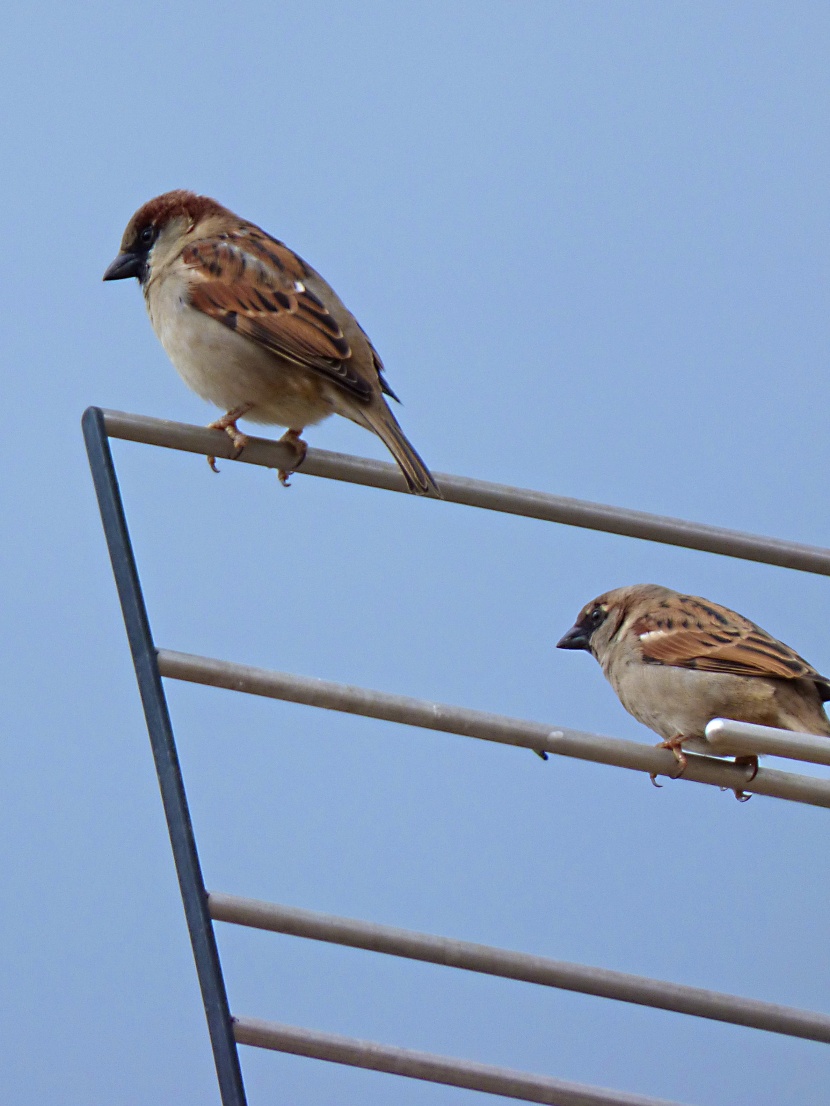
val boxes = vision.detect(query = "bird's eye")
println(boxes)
[590,607,605,625]
[139,225,155,246]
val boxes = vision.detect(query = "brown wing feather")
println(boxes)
[633,594,826,683]
[182,229,373,402]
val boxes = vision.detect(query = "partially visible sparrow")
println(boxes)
[557,584,830,794]
[103,189,440,495]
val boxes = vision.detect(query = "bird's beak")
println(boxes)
[103,251,144,281]
[556,623,592,651]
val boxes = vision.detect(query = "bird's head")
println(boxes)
[103,189,227,285]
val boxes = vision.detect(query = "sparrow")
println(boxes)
[557,584,830,795]
[103,189,440,495]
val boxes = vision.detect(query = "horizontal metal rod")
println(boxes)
[233,1016,688,1106]
[157,649,830,808]
[706,719,830,767]
[99,409,830,576]
[210,892,830,1044]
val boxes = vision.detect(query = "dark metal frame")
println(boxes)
[82,407,247,1106]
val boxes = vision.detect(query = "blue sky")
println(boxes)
[2,3,830,1103]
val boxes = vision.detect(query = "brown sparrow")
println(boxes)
[103,190,440,494]
[557,584,830,792]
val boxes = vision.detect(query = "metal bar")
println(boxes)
[706,718,830,767]
[157,648,830,808]
[208,892,830,1044]
[101,408,830,576]
[232,1017,689,1106]
[82,408,247,1106]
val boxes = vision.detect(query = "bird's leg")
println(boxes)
[650,735,688,788]
[206,404,253,472]
[731,755,758,803]
[276,427,308,487]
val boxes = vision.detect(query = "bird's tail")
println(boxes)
[361,402,442,497]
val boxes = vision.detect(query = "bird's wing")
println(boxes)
[632,594,825,683]
[182,227,373,402]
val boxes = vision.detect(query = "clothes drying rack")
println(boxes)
[83,406,830,1106]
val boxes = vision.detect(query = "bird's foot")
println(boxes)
[276,427,308,487]
[207,405,253,471]
[731,755,758,802]
[650,736,688,788]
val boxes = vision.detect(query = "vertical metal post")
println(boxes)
[82,407,247,1106]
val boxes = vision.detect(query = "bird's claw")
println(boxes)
[731,755,758,802]
[228,430,249,458]
[277,428,308,488]
[207,406,253,472]
[650,737,688,789]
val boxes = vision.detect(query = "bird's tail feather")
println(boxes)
[363,403,441,498]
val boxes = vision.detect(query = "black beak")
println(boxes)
[556,623,592,651]
[103,251,144,281]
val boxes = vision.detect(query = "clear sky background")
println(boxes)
[2,3,829,1104]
